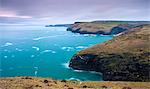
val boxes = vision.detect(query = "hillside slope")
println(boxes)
[69,25,150,81]
[67,21,149,35]
[0,77,150,89]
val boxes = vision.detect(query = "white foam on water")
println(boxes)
[2,42,13,47]
[40,50,56,54]
[35,71,38,76]
[83,34,97,37]
[34,67,38,76]
[67,77,81,81]
[88,71,102,75]
[32,46,40,51]
[73,70,84,72]
[4,56,8,58]
[90,34,97,37]
[51,51,56,53]
[31,55,35,58]
[61,47,74,51]
[72,34,82,37]
[83,34,90,37]
[73,69,102,75]
[75,46,88,49]
[33,35,66,41]
[62,62,70,69]
[33,36,49,41]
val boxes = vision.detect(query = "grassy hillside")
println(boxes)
[69,25,150,81]
[77,25,150,54]
[67,21,149,35]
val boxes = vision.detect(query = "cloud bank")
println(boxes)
[0,0,149,25]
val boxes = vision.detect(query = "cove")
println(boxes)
[0,26,113,81]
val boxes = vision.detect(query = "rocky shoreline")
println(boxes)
[69,24,150,82]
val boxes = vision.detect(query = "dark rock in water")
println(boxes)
[69,25,150,81]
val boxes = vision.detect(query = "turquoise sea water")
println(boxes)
[0,26,113,81]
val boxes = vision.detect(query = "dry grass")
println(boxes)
[72,22,119,32]
[0,76,150,89]
[77,25,150,55]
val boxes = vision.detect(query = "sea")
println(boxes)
[0,26,113,81]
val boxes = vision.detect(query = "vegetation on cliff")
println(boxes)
[69,25,150,81]
[67,21,149,35]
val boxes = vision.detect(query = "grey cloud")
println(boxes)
[0,0,149,24]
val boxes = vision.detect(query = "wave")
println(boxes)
[83,34,97,37]
[61,62,70,69]
[34,67,38,76]
[73,70,84,72]
[73,69,102,75]
[40,50,56,54]
[2,42,13,47]
[88,71,102,75]
[30,55,35,58]
[34,67,38,70]
[75,46,88,49]
[83,34,90,37]
[33,35,67,41]
[61,47,74,51]
[32,46,40,51]
[4,56,8,58]
[33,36,53,40]
[67,77,81,81]
[72,34,82,37]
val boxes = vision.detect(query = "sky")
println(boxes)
[0,0,149,25]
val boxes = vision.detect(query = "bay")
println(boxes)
[0,26,113,81]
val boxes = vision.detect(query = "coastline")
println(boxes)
[0,22,149,89]
[68,24,150,81]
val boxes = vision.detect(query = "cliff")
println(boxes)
[69,25,150,81]
[67,21,149,35]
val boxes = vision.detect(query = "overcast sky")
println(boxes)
[0,0,149,25]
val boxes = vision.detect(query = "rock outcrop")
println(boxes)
[69,25,150,81]
[67,21,149,35]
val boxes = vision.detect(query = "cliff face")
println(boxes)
[69,25,150,81]
[67,21,149,35]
